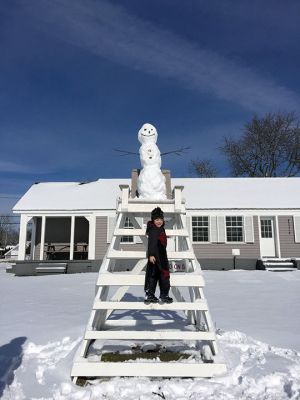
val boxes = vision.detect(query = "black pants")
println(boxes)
[144,262,170,297]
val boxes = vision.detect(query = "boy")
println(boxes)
[144,207,173,304]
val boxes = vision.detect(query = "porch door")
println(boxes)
[260,217,276,257]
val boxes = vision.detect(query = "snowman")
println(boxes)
[137,123,167,200]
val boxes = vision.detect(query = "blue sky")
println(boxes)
[1,0,300,213]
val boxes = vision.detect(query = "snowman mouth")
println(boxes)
[141,133,155,137]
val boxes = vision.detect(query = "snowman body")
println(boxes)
[137,123,166,200]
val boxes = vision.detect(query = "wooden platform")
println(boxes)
[72,359,227,378]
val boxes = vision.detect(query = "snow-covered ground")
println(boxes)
[0,263,300,400]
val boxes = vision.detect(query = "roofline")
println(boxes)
[13,207,300,214]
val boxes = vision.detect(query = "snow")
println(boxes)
[13,179,130,211]
[13,177,300,212]
[173,177,300,209]
[1,264,300,399]
[137,123,167,200]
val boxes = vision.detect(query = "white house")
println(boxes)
[11,170,300,275]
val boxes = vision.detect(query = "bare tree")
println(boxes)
[221,112,300,177]
[0,215,10,247]
[0,215,19,247]
[189,159,218,177]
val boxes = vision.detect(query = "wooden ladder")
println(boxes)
[71,185,226,382]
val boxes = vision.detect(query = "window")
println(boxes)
[192,216,209,242]
[261,219,273,238]
[226,216,243,242]
[120,217,134,243]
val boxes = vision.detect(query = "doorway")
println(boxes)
[260,217,277,257]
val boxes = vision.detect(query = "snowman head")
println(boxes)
[138,123,158,145]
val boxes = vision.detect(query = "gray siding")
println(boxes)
[95,216,147,260]
[95,216,261,262]
[95,217,108,259]
[278,216,300,258]
[193,216,260,259]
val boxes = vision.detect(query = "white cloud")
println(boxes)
[0,160,54,174]
[0,161,35,174]
[24,0,300,112]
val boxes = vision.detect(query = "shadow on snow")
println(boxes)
[0,337,27,397]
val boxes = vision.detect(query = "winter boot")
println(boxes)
[159,295,173,304]
[144,293,159,304]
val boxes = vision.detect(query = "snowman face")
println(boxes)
[138,123,158,144]
[140,143,161,167]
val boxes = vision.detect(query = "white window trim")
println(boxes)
[120,236,136,244]
[120,217,136,244]
[191,215,211,244]
[260,218,273,238]
[188,213,258,244]
[225,215,245,244]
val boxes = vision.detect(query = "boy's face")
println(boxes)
[153,218,164,228]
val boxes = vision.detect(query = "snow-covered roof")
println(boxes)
[13,177,300,211]
[173,177,300,209]
[13,179,130,212]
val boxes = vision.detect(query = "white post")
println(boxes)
[18,214,28,260]
[275,216,281,258]
[40,216,46,261]
[70,215,75,260]
[87,215,96,260]
[119,185,129,211]
[30,217,36,260]
[173,186,184,212]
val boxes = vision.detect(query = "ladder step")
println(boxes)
[114,229,189,237]
[71,360,226,378]
[166,229,189,237]
[93,300,208,311]
[107,250,195,260]
[85,330,216,341]
[104,319,178,327]
[97,273,205,287]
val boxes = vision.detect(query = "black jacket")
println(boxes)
[146,221,169,270]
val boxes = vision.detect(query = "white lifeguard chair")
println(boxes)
[71,184,226,383]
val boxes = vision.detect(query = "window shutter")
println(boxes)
[186,216,192,240]
[107,216,116,243]
[135,217,144,243]
[294,216,300,243]
[244,216,254,243]
[210,216,218,242]
[217,216,226,242]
